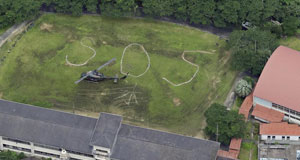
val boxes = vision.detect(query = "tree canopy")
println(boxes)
[1,0,300,36]
[228,29,278,75]
[204,103,246,145]
[0,151,26,160]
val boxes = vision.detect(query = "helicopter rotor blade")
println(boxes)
[74,71,94,84]
[74,75,88,84]
[96,58,116,71]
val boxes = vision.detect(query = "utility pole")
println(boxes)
[216,123,219,142]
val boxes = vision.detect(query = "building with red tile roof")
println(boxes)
[217,138,242,160]
[252,104,284,123]
[239,93,253,120]
[260,122,300,141]
[253,46,300,122]
[217,150,238,160]
[229,138,242,151]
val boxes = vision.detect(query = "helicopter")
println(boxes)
[74,58,128,84]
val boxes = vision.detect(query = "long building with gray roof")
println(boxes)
[0,99,220,160]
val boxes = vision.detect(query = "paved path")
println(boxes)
[223,72,246,109]
[0,21,29,48]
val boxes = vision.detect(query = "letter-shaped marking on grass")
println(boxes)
[120,43,151,78]
[66,37,96,67]
[162,50,214,87]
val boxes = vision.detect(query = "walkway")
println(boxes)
[0,21,30,48]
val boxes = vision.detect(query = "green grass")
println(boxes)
[239,142,258,160]
[280,31,300,50]
[0,14,236,135]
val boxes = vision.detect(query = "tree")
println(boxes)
[213,0,240,27]
[228,29,278,75]
[204,103,246,145]
[188,0,215,25]
[100,0,136,17]
[282,16,300,36]
[0,0,41,29]
[235,79,252,97]
[84,0,98,13]
[239,0,263,26]
[0,151,26,160]
[142,0,174,17]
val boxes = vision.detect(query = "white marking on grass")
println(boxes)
[162,50,214,87]
[66,37,96,66]
[120,43,150,78]
[114,83,139,105]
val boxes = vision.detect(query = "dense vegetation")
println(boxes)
[205,103,246,145]
[0,151,26,160]
[1,0,300,36]
[228,29,279,75]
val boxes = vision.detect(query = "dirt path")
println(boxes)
[223,72,246,109]
[0,21,31,48]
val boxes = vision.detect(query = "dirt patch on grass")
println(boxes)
[40,23,53,32]
[173,97,181,106]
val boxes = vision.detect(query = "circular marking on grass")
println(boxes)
[66,37,96,67]
[120,43,151,78]
[162,50,214,87]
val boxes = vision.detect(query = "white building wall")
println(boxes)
[0,136,2,150]
[261,134,300,141]
[253,97,272,108]
[0,138,96,160]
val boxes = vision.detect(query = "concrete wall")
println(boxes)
[253,97,272,108]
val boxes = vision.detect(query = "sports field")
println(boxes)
[0,14,236,136]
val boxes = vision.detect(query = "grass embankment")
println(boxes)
[280,30,300,50]
[0,14,236,135]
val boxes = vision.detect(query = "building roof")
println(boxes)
[252,104,284,123]
[0,99,97,155]
[0,99,220,160]
[90,113,122,149]
[229,138,242,151]
[260,122,300,136]
[238,93,253,119]
[111,124,220,160]
[254,46,300,112]
[217,150,238,160]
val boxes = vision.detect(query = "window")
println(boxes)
[34,150,60,158]
[282,136,285,140]
[267,136,271,140]
[272,136,275,140]
[287,136,290,140]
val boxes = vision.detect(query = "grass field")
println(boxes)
[239,142,258,160]
[280,30,300,50]
[0,14,236,136]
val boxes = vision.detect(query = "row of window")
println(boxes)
[34,150,60,158]
[3,144,31,153]
[267,135,300,140]
[2,137,30,145]
[272,103,300,117]
[34,143,60,151]
[1,137,92,160]
[66,149,94,158]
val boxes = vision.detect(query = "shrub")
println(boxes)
[235,79,252,98]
